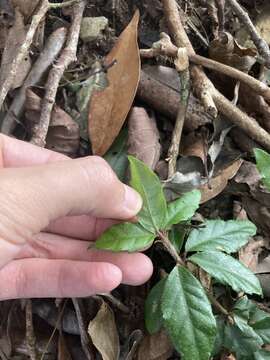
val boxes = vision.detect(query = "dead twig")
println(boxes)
[1,27,67,134]
[25,300,38,360]
[30,0,86,147]
[227,0,270,68]
[161,0,270,151]
[0,0,50,110]
[72,298,93,360]
[167,47,190,177]
[140,35,270,102]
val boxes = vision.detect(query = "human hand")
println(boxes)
[0,135,153,300]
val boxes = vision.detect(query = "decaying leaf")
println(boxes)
[181,131,206,165]
[25,90,80,157]
[11,0,40,18]
[140,65,213,132]
[0,0,14,28]
[89,10,140,155]
[137,330,173,360]
[128,107,161,170]
[209,32,256,72]
[0,7,31,90]
[88,301,120,360]
[200,159,243,203]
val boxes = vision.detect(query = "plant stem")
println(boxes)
[207,291,234,323]
[158,231,185,266]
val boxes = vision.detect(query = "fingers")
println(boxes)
[0,259,122,300]
[17,233,153,286]
[46,215,117,241]
[0,134,68,167]
[0,157,142,247]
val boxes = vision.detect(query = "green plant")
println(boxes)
[95,156,267,360]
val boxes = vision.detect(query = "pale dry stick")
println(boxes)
[0,0,81,114]
[1,27,67,135]
[50,0,81,8]
[31,0,86,147]
[0,0,50,110]
[72,299,93,360]
[162,0,270,151]
[227,0,270,68]
[25,300,38,360]
[140,34,270,101]
[167,48,190,178]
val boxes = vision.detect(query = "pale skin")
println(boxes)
[0,134,153,300]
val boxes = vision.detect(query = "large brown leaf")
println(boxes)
[88,10,140,155]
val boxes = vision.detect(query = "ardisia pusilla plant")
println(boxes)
[95,156,269,360]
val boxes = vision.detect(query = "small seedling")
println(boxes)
[96,156,268,360]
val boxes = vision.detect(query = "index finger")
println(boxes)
[0,134,68,167]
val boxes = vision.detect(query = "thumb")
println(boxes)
[0,156,142,248]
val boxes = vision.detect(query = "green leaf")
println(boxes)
[254,350,270,360]
[255,148,270,191]
[185,220,256,254]
[145,278,167,334]
[169,225,186,252]
[233,296,270,344]
[95,222,155,252]
[165,190,201,228]
[233,296,258,321]
[189,251,262,295]
[224,317,263,357]
[161,266,216,360]
[104,129,128,181]
[251,318,270,344]
[128,156,167,232]
[212,316,225,356]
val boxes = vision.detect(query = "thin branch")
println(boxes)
[25,300,38,360]
[157,231,185,266]
[30,0,86,147]
[161,0,270,151]
[49,0,81,8]
[140,35,270,102]
[227,0,270,68]
[0,0,50,110]
[2,27,67,134]
[167,47,190,177]
[72,299,93,360]
[189,53,270,102]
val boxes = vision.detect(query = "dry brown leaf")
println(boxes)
[89,10,140,156]
[25,90,80,157]
[128,107,161,169]
[181,131,206,164]
[88,301,119,360]
[200,159,243,203]
[0,7,31,90]
[11,0,40,18]
[209,32,256,72]
[234,201,263,272]
[137,330,173,360]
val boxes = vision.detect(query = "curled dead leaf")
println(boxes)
[11,0,40,18]
[137,330,173,360]
[88,301,119,360]
[89,10,141,156]
[128,107,161,169]
[200,159,243,203]
[209,32,256,72]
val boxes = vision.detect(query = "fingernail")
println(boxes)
[123,185,142,215]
